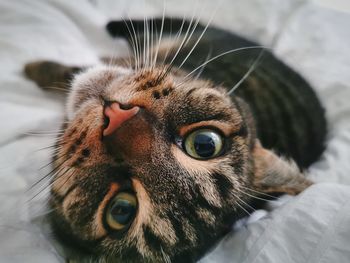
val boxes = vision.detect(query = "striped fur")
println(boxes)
[23,17,326,263]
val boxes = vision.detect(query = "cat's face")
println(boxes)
[50,65,255,262]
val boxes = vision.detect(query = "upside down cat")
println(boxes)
[24,17,326,262]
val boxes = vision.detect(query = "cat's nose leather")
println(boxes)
[103,102,139,136]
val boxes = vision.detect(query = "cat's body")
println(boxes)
[24,17,326,262]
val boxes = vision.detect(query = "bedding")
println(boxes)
[0,0,349,262]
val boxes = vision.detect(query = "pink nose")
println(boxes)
[103,102,139,136]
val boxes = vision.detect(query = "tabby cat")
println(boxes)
[24,17,326,262]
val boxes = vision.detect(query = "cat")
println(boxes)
[24,17,326,263]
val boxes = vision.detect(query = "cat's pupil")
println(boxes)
[194,134,216,158]
[111,199,135,225]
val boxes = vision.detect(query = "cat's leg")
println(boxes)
[24,61,84,91]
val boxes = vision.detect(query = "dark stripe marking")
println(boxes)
[143,225,167,251]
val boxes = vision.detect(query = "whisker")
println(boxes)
[157,15,197,82]
[153,3,166,68]
[106,37,116,70]
[165,12,196,70]
[128,15,141,71]
[26,164,68,202]
[177,2,221,70]
[160,246,171,263]
[21,132,64,137]
[42,85,70,93]
[160,15,185,67]
[30,206,57,218]
[237,188,277,202]
[194,48,212,80]
[26,128,65,133]
[158,3,203,81]
[32,144,59,152]
[146,11,150,68]
[47,167,76,198]
[183,1,202,48]
[227,48,265,95]
[107,24,129,70]
[236,196,256,212]
[235,200,251,216]
[38,152,61,171]
[32,138,65,153]
[152,18,159,69]
[27,152,69,193]
[122,17,139,70]
[177,46,267,87]
[142,6,147,70]
[150,17,154,69]
[240,186,279,200]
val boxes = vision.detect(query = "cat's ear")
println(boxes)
[252,140,312,195]
[24,61,83,91]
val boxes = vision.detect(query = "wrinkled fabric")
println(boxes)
[0,0,349,262]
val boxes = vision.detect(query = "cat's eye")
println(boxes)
[106,192,137,231]
[183,129,224,159]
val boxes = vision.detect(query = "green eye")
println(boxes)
[183,129,224,159]
[106,192,137,231]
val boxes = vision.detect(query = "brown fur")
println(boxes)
[24,49,313,263]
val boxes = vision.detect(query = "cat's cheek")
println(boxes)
[170,144,221,174]
[61,103,115,166]
[127,179,153,242]
[170,145,225,208]
[51,168,77,197]
[129,178,178,256]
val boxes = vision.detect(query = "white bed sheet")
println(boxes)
[0,0,349,262]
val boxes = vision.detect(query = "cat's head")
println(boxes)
[49,64,302,262]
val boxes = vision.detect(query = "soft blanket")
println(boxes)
[0,0,349,262]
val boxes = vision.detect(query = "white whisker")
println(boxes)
[128,15,141,71]
[153,18,159,69]
[143,9,147,70]
[160,2,203,80]
[150,17,154,69]
[106,28,124,69]
[22,132,65,137]
[26,165,66,202]
[194,48,212,80]
[227,48,265,95]
[166,20,193,69]
[240,186,279,199]
[178,46,267,86]
[177,2,221,69]
[42,86,70,93]
[153,3,166,68]
[122,17,138,70]
[181,0,204,49]
[146,12,150,68]
[159,15,186,67]
[160,246,171,263]
[237,188,277,203]
[237,196,256,212]
[235,200,251,216]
